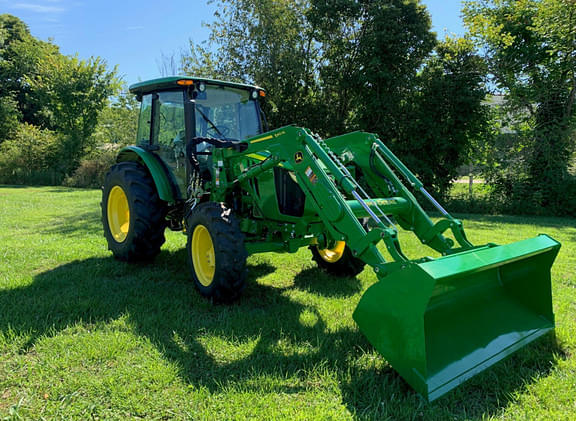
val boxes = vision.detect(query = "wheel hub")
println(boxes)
[107,185,130,242]
[317,241,346,263]
[192,224,216,286]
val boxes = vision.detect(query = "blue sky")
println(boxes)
[1,0,466,85]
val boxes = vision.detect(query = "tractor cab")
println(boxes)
[129,76,266,197]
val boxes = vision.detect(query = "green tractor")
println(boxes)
[101,76,561,401]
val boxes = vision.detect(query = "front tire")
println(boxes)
[102,162,167,261]
[310,241,366,277]
[186,202,247,303]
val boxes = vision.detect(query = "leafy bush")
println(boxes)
[445,193,496,215]
[443,175,576,217]
[0,123,65,185]
[0,95,21,144]
[63,145,118,188]
[487,175,576,217]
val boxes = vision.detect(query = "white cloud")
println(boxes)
[12,3,66,14]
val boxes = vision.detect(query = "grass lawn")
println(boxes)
[449,180,491,199]
[0,185,575,420]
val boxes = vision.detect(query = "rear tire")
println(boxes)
[186,202,247,303]
[310,242,366,277]
[102,162,167,261]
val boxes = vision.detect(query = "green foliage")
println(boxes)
[180,1,490,194]
[398,37,493,198]
[0,14,29,48]
[0,123,64,185]
[346,0,437,135]
[0,94,21,142]
[0,14,120,182]
[28,55,119,138]
[305,0,437,137]
[0,16,60,128]
[304,2,491,197]
[184,0,320,131]
[63,146,119,188]
[74,89,140,189]
[25,54,120,173]
[92,91,139,147]
[464,0,576,215]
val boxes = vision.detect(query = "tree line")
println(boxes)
[182,0,491,199]
[185,0,576,215]
[0,14,135,186]
[1,0,575,216]
[464,0,576,215]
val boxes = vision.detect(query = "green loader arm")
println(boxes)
[217,125,560,402]
[221,126,471,271]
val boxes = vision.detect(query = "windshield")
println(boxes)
[194,86,261,140]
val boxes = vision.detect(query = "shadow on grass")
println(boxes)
[0,185,97,192]
[0,184,30,189]
[342,331,566,420]
[42,210,103,236]
[292,267,363,297]
[0,252,567,419]
[45,187,99,193]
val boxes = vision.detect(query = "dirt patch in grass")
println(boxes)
[0,390,12,409]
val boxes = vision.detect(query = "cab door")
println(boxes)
[150,90,187,197]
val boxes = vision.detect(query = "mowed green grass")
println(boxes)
[0,186,575,420]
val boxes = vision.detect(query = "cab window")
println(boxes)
[152,90,187,195]
[136,94,152,145]
[195,86,261,141]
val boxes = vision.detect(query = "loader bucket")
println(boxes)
[353,234,560,401]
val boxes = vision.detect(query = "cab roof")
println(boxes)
[129,76,264,95]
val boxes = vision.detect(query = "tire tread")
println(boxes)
[102,162,167,262]
[186,202,247,303]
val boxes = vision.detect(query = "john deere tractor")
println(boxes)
[101,76,561,401]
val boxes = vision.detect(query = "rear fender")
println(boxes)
[116,146,179,204]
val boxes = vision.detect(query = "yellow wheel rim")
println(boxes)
[107,185,130,243]
[192,224,215,286]
[317,241,346,263]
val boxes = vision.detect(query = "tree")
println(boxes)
[308,2,488,195]
[0,123,61,184]
[399,37,492,197]
[92,90,139,147]
[464,0,576,211]
[0,14,120,182]
[306,0,436,137]
[182,0,321,131]
[179,1,490,194]
[0,15,41,142]
[0,14,29,49]
[348,0,436,138]
[0,15,60,130]
[0,95,20,142]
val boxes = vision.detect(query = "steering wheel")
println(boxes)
[207,125,231,138]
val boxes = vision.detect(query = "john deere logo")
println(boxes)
[294,152,303,163]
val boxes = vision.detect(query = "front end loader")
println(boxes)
[101,76,561,401]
